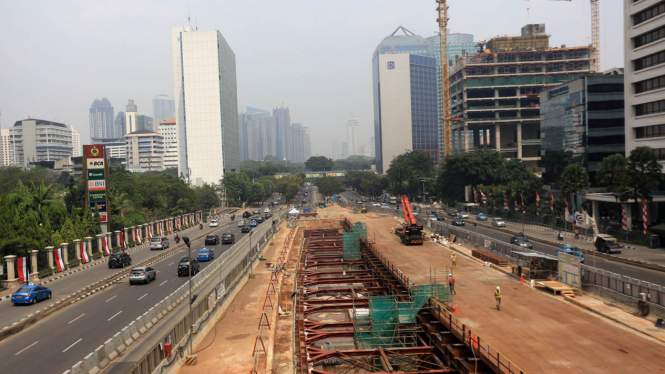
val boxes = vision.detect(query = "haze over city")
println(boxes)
[0,0,622,157]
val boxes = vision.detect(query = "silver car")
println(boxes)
[129,266,156,285]
[150,236,170,250]
[459,211,469,219]
[237,219,245,227]
[492,218,506,227]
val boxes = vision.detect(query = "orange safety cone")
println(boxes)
[375,240,377,245]
[520,274,524,284]
[453,303,459,313]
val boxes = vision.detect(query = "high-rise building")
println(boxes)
[304,127,311,161]
[92,138,126,161]
[341,141,348,159]
[273,106,291,161]
[9,119,73,168]
[624,0,665,162]
[70,125,81,157]
[124,99,153,134]
[115,112,126,136]
[290,123,311,163]
[89,98,117,139]
[427,33,477,159]
[126,99,138,113]
[124,129,165,172]
[449,24,594,169]
[1,128,12,166]
[373,26,438,173]
[153,95,175,123]
[158,117,178,169]
[239,107,271,161]
[346,118,359,156]
[365,136,376,158]
[172,26,240,186]
[540,70,625,182]
[249,116,277,161]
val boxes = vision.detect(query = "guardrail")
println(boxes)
[62,213,286,374]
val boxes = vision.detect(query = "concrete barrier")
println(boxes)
[167,295,175,311]
[94,345,108,370]
[71,361,85,374]
[136,315,147,334]
[121,326,134,347]
[129,321,140,340]
[156,301,165,319]
[104,338,118,361]
[84,352,98,374]
[143,311,153,330]
[113,332,126,353]
[149,307,158,325]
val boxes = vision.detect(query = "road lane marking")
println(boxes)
[105,295,117,303]
[138,294,148,300]
[68,313,85,324]
[107,311,123,321]
[159,280,168,286]
[62,338,82,353]
[15,341,38,356]
[621,267,640,272]
[168,262,174,265]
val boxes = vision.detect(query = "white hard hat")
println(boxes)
[449,273,452,277]
[496,286,500,290]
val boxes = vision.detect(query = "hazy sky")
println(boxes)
[0,0,623,159]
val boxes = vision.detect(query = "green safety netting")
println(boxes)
[342,222,367,260]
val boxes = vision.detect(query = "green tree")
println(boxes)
[385,150,433,199]
[193,183,220,210]
[540,150,573,185]
[560,163,591,197]
[315,177,344,197]
[220,172,251,206]
[305,156,334,171]
[248,183,266,204]
[435,149,506,204]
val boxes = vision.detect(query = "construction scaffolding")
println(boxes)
[352,284,451,350]
[342,222,367,260]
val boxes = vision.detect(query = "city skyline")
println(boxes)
[0,1,623,158]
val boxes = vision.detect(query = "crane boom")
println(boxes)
[394,195,423,245]
[436,0,451,158]
[401,195,419,225]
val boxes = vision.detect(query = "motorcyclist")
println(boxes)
[174,232,180,242]
[200,223,203,229]
[231,214,235,221]
[557,231,563,240]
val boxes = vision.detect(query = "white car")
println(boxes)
[237,220,245,227]
[380,204,390,209]
[372,203,381,207]
[491,218,506,227]
[210,220,219,227]
[459,212,469,219]
[264,208,270,213]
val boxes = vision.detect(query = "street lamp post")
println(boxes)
[181,236,196,358]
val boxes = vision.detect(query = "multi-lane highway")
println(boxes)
[0,202,285,374]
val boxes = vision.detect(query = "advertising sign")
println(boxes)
[558,252,581,289]
[87,169,105,180]
[89,190,107,202]
[87,158,105,169]
[88,180,106,191]
[216,283,226,301]
[207,290,216,310]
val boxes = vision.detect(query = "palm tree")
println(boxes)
[29,182,55,217]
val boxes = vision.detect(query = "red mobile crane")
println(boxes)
[394,195,424,245]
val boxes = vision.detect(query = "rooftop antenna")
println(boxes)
[188,5,191,28]
[196,16,198,31]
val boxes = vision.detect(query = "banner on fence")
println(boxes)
[558,252,581,289]
[17,257,28,282]
[217,283,226,301]
[208,290,217,310]
[55,247,65,272]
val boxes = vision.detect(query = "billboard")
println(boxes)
[84,145,110,229]
[557,252,581,289]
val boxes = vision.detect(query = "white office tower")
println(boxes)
[346,118,359,156]
[70,125,81,157]
[172,26,240,186]
[1,128,11,166]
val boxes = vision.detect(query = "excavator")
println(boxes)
[394,195,424,245]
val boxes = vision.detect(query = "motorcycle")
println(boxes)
[557,232,564,241]
[200,224,203,230]
[175,236,181,244]
[231,214,235,221]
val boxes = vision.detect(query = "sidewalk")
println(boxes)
[328,206,665,373]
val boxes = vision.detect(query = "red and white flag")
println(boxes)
[80,241,90,264]
[551,193,554,213]
[122,231,127,248]
[521,192,526,213]
[503,195,508,209]
[55,247,65,272]
[536,191,540,203]
[135,228,142,245]
[176,218,181,230]
[102,236,110,256]
[621,203,628,231]
[565,197,573,222]
[643,197,648,234]
[480,188,487,204]
[16,257,28,282]
[147,225,153,240]
[514,200,519,211]
[473,187,478,204]
[158,222,163,236]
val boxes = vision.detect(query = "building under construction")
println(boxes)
[449,24,595,169]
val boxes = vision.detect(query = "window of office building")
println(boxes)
[634,25,665,48]
[654,148,665,160]
[635,75,665,93]
[634,1,665,25]
[635,99,665,116]
[635,124,665,138]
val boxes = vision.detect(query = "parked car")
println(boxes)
[242,211,252,219]
[11,285,51,305]
[595,234,621,254]
[491,218,506,227]
[459,211,469,219]
[264,208,270,213]
[210,219,219,227]
[435,213,446,221]
[197,248,214,261]
[510,236,533,249]
[380,204,390,209]
[250,220,258,227]
[222,233,236,244]
[177,257,200,276]
[108,252,132,268]
[452,218,465,226]
[241,225,251,233]
[447,210,458,217]
[150,236,170,250]
[129,266,156,285]
[372,203,381,207]
[237,220,246,227]
[205,234,220,245]
[476,213,488,221]
[556,244,585,264]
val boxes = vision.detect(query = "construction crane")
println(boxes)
[394,196,424,245]
[436,0,451,158]
[540,0,601,72]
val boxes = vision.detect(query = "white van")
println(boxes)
[150,236,170,250]
[210,219,219,227]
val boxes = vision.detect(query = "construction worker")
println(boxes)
[495,286,502,311]
[448,273,456,295]
[451,253,457,269]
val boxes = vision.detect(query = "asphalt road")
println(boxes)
[0,219,214,329]
[0,204,285,374]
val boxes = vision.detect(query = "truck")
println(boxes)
[390,196,398,205]
[394,196,424,245]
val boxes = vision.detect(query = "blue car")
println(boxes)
[11,284,52,305]
[197,248,214,261]
[476,213,488,221]
[250,219,258,227]
[556,244,585,264]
